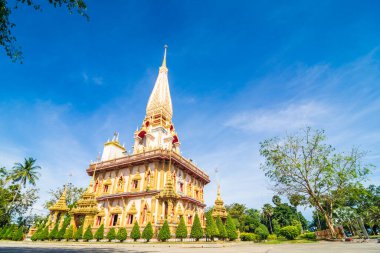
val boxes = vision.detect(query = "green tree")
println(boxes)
[94,224,104,241]
[106,227,116,241]
[175,216,187,241]
[83,225,93,241]
[272,195,281,206]
[255,224,269,240]
[272,219,280,235]
[190,213,203,241]
[31,224,43,241]
[260,127,373,237]
[56,216,71,240]
[0,0,88,63]
[39,226,49,241]
[130,221,141,241]
[44,183,86,209]
[116,227,127,242]
[48,223,59,240]
[279,226,300,240]
[215,216,227,240]
[64,225,74,241]
[225,214,238,241]
[262,204,274,233]
[158,220,171,242]
[142,222,153,242]
[205,212,219,241]
[12,226,24,241]
[74,225,83,241]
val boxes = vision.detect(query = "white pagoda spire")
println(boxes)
[146,45,173,120]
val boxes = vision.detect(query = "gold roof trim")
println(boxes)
[127,202,137,214]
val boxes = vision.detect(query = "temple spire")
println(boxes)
[146,45,173,121]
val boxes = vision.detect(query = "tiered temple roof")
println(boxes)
[212,185,227,218]
[49,188,69,212]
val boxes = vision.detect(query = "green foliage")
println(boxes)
[64,225,74,241]
[83,225,93,241]
[225,203,261,233]
[260,127,373,237]
[130,221,141,241]
[225,214,238,241]
[74,225,83,241]
[240,232,259,241]
[106,227,116,241]
[94,224,104,241]
[205,212,219,240]
[176,216,187,241]
[267,234,277,240]
[190,213,203,241]
[116,227,127,242]
[56,216,71,240]
[215,216,227,239]
[48,223,59,240]
[142,222,153,242]
[158,220,171,242]
[31,225,43,241]
[291,219,302,234]
[300,232,317,240]
[39,226,49,241]
[254,224,269,240]
[272,219,280,235]
[279,226,300,240]
[44,183,86,210]
[0,0,89,63]
[12,227,23,241]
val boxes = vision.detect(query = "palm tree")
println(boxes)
[262,204,274,233]
[5,157,41,213]
[10,157,41,187]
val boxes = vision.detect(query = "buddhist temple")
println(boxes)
[48,187,69,229]
[212,184,227,219]
[71,46,211,235]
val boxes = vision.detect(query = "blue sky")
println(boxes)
[0,0,379,219]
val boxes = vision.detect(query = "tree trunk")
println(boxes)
[323,212,336,238]
[269,216,273,234]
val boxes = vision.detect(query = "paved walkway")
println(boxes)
[0,240,378,253]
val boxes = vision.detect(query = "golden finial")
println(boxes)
[162,45,168,68]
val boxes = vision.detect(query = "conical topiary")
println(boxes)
[64,225,74,241]
[216,216,227,240]
[225,214,238,241]
[31,225,43,241]
[158,220,171,242]
[74,225,83,241]
[116,227,127,242]
[190,213,203,241]
[12,227,24,241]
[106,227,116,241]
[83,225,93,241]
[205,212,219,241]
[175,216,187,241]
[94,224,104,241]
[130,221,141,242]
[142,222,153,242]
[39,226,49,241]
[57,216,71,240]
[48,223,59,240]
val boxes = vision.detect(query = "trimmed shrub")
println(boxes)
[255,224,269,240]
[301,232,316,240]
[31,226,43,241]
[12,227,24,241]
[117,227,127,242]
[205,212,219,241]
[225,214,238,241]
[83,226,93,241]
[39,226,49,241]
[175,216,187,241]
[4,226,15,240]
[279,226,300,240]
[48,223,59,240]
[215,216,227,240]
[291,219,302,234]
[57,216,71,240]
[267,234,277,240]
[74,226,83,241]
[0,226,7,239]
[190,213,203,241]
[142,222,153,242]
[94,224,105,241]
[158,220,171,242]
[106,228,116,241]
[240,232,259,241]
[64,225,74,241]
[130,222,141,242]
